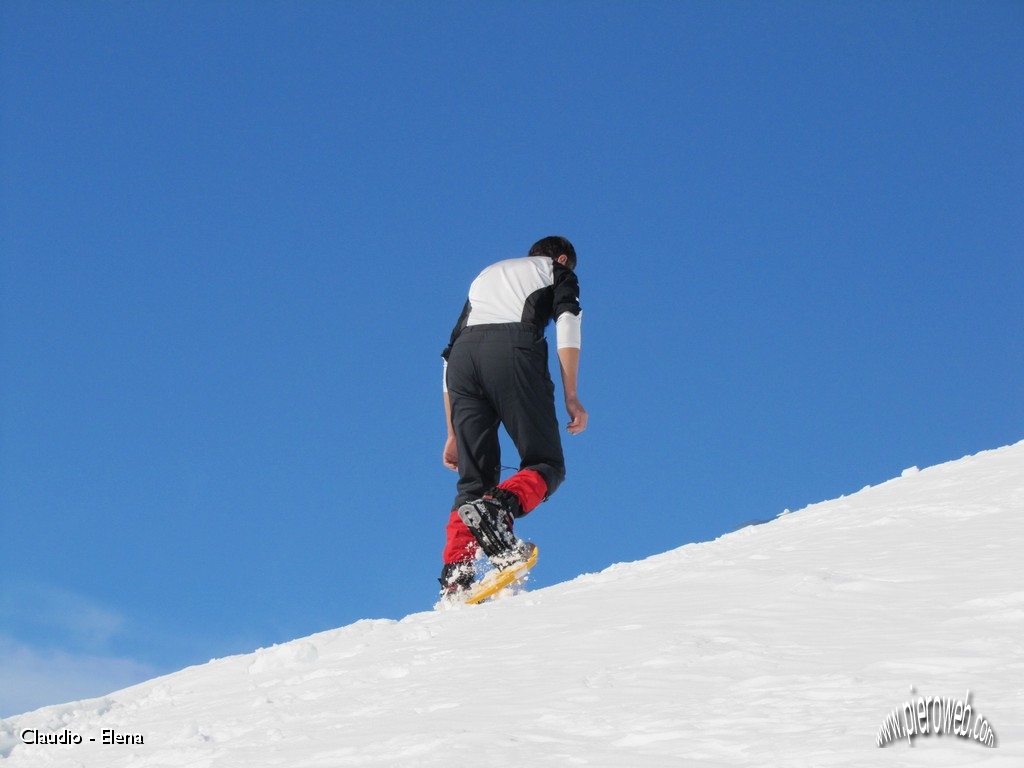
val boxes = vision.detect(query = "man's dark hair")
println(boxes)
[529,236,576,270]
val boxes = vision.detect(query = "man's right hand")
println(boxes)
[565,396,588,435]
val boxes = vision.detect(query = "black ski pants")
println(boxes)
[446,323,565,509]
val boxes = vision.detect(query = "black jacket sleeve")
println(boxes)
[441,300,471,361]
[552,262,581,320]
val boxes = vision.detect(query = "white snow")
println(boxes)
[2,441,1022,766]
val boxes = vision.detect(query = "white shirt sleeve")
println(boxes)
[555,310,582,349]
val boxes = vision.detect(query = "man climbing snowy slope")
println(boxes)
[438,235,588,599]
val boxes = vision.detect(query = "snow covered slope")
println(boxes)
[3,442,1022,766]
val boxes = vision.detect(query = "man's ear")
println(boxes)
[556,254,568,266]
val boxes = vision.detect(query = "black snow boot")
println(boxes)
[438,561,475,598]
[457,489,528,568]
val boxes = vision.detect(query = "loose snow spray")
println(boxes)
[876,688,997,747]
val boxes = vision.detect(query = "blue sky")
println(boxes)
[1,0,1021,716]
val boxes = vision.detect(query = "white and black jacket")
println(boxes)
[441,256,582,363]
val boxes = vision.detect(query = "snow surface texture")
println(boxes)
[2,442,1022,766]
